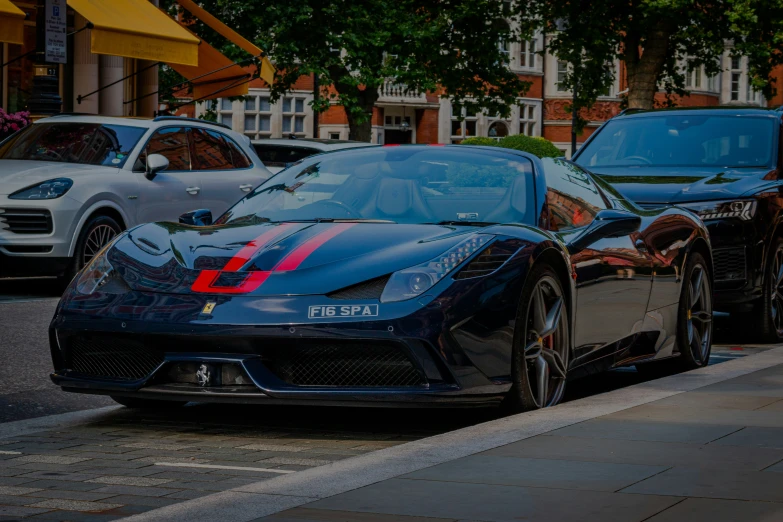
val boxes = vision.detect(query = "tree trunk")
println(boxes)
[624,21,675,109]
[346,109,374,142]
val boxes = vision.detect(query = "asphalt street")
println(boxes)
[0,277,768,425]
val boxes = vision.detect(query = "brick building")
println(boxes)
[203,35,778,158]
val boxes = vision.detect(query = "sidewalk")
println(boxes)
[125,347,783,522]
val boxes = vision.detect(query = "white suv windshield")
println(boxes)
[0,122,146,168]
[577,115,775,168]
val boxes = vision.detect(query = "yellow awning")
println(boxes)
[177,0,275,84]
[169,34,250,100]
[67,0,199,66]
[0,0,25,45]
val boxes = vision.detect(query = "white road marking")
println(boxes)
[154,462,296,474]
[0,451,21,455]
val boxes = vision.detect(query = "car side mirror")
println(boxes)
[179,209,213,227]
[570,209,641,251]
[145,154,169,180]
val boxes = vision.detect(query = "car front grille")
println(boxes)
[0,209,53,234]
[65,334,164,381]
[713,247,747,283]
[263,341,426,387]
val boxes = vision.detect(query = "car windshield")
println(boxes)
[577,115,776,168]
[0,122,146,168]
[217,147,534,226]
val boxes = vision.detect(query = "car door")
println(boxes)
[541,160,653,355]
[132,126,203,223]
[190,128,264,217]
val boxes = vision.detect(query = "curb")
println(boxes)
[121,347,783,522]
[0,406,122,439]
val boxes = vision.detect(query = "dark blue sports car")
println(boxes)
[50,145,713,411]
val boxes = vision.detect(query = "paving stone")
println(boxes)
[17,471,103,482]
[0,505,53,517]
[10,455,91,465]
[26,498,124,512]
[96,494,180,508]
[78,467,162,477]
[121,442,192,451]
[646,497,783,522]
[133,456,211,464]
[646,392,782,411]
[22,489,119,502]
[309,478,681,522]
[484,434,783,471]
[401,455,668,492]
[163,489,206,500]
[86,476,173,487]
[622,467,783,502]
[91,485,183,498]
[258,457,333,466]
[19,480,105,492]
[605,403,783,428]
[0,493,45,506]
[0,485,43,496]
[237,444,309,452]
[257,508,457,522]
[710,426,783,449]
[0,476,39,486]
[551,418,740,444]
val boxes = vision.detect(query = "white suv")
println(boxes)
[0,114,271,282]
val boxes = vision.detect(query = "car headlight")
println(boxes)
[380,235,493,303]
[9,178,73,200]
[679,200,756,221]
[75,234,125,295]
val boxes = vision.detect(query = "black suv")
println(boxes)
[573,107,783,341]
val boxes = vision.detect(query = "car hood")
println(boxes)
[110,221,487,296]
[0,160,110,195]
[587,165,776,204]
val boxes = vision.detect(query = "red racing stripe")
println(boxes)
[275,223,356,272]
[222,223,296,272]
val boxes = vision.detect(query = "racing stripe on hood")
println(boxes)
[191,223,356,294]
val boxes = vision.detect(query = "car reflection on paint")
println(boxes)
[50,146,713,411]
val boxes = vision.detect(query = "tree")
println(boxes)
[518,1,783,116]
[170,0,530,142]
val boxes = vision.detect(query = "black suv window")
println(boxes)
[577,115,775,168]
[134,127,191,171]
[253,144,320,168]
[191,128,233,170]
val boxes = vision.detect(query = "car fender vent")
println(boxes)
[328,275,390,300]
[454,246,513,280]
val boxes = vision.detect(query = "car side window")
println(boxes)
[225,137,252,169]
[134,127,191,172]
[542,158,607,231]
[253,145,319,168]
[190,128,233,171]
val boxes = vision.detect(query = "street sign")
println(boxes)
[44,0,66,64]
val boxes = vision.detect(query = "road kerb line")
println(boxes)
[155,462,295,474]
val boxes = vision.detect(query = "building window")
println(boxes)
[519,103,537,136]
[556,61,569,92]
[450,105,478,144]
[488,121,509,140]
[521,39,537,69]
[707,73,719,93]
[282,96,307,137]
[731,72,741,101]
[731,55,741,70]
[329,132,341,140]
[242,95,272,139]
[685,62,701,89]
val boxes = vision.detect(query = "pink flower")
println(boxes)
[9,123,18,131]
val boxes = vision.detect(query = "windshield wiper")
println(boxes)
[429,221,497,227]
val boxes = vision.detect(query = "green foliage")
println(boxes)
[165,0,530,141]
[446,163,519,188]
[517,1,783,116]
[498,134,562,158]
[459,137,499,147]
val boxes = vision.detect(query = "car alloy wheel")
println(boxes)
[83,223,118,266]
[769,244,783,336]
[686,263,712,365]
[522,274,568,409]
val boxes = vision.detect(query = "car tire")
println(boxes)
[504,264,570,413]
[58,215,123,289]
[111,396,187,409]
[752,238,783,343]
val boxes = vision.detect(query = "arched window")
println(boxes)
[488,121,509,141]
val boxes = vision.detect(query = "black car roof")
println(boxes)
[614,106,782,119]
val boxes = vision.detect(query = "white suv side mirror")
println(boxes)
[145,154,169,180]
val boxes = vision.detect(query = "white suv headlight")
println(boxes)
[679,200,756,221]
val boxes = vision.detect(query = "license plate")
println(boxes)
[308,304,379,319]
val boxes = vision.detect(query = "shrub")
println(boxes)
[458,136,499,147]
[0,109,31,141]
[498,134,561,158]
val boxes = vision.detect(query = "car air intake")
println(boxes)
[713,247,747,283]
[328,275,390,300]
[263,341,426,387]
[0,209,53,234]
[454,246,513,279]
[65,334,164,381]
